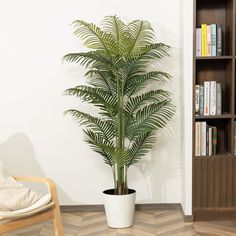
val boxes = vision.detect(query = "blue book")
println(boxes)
[199,85,204,116]
[211,24,217,56]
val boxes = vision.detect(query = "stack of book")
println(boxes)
[196,24,222,57]
[195,122,218,156]
[234,121,236,155]
[195,81,222,116]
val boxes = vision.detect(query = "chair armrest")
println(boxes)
[13,176,59,204]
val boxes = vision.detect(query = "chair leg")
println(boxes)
[53,205,64,236]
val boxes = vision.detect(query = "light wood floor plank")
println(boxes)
[4,208,236,235]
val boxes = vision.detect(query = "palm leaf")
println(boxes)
[84,129,116,166]
[64,86,116,116]
[128,132,156,166]
[65,109,115,140]
[73,20,118,55]
[125,89,172,114]
[125,71,172,96]
[127,101,175,140]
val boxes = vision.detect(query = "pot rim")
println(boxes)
[103,189,136,195]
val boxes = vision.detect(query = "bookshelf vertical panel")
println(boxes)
[220,158,227,206]
[233,158,236,206]
[201,159,208,207]
[195,158,202,208]
[214,158,221,208]
[207,158,214,207]
[226,157,233,207]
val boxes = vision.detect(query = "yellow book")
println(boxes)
[201,24,207,56]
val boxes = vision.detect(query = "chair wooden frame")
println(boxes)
[0,176,64,236]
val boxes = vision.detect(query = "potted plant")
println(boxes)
[63,16,175,228]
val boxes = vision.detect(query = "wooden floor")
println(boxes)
[3,206,236,236]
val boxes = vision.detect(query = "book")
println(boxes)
[216,83,222,115]
[201,122,207,156]
[206,124,209,155]
[199,85,204,116]
[211,24,217,56]
[212,126,217,155]
[204,81,210,116]
[195,85,200,115]
[201,24,207,56]
[195,122,201,156]
[209,126,212,156]
[207,25,211,56]
[217,25,222,56]
[210,81,216,115]
[196,28,201,57]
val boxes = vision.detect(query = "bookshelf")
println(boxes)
[193,0,236,220]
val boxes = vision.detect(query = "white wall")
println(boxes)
[179,0,193,215]
[0,0,182,205]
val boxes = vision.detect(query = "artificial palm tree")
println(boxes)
[64,16,175,195]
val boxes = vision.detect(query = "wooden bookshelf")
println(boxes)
[193,0,236,221]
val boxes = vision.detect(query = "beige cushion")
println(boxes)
[0,196,54,221]
[0,161,43,211]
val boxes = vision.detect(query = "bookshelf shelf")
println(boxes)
[196,56,233,60]
[195,114,232,119]
[193,0,236,221]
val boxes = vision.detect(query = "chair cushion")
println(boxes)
[0,194,53,220]
[0,160,42,211]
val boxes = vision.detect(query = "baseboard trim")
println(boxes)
[179,205,193,222]
[61,203,193,222]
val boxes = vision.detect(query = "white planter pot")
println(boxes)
[103,189,136,228]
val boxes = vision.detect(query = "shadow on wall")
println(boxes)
[0,133,74,204]
[135,24,181,203]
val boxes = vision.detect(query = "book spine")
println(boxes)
[216,83,222,115]
[207,25,212,56]
[195,85,200,116]
[210,81,216,116]
[201,122,207,156]
[206,124,209,155]
[196,28,201,57]
[204,81,210,116]
[201,24,207,56]
[217,25,222,56]
[212,126,217,155]
[199,85,204,116]
[211,24,217,56]
[209,126,212,156]
[195,122,201,156]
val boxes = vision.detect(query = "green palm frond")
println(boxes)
[86,69,117,94]
[73,20,118,55]
[65,109,115,140]
[125,90,172,114]
[64,86,116,117]
[103,15,126,44]
[126,101,175,140]
[127,20,155,55]
[63,51,112,68]
[128,132,156,166]
[125,71,172,96]
[84,129,115,166]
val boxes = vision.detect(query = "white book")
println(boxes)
[209,127,212,156]
[204,81,210,116]
[196,28,201,57]
[195,122,201,156]
[207,25,211,56]
[200,122,207,156]
[216,83,222,115]
[195,85,200,115]
[210,81,216,115]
